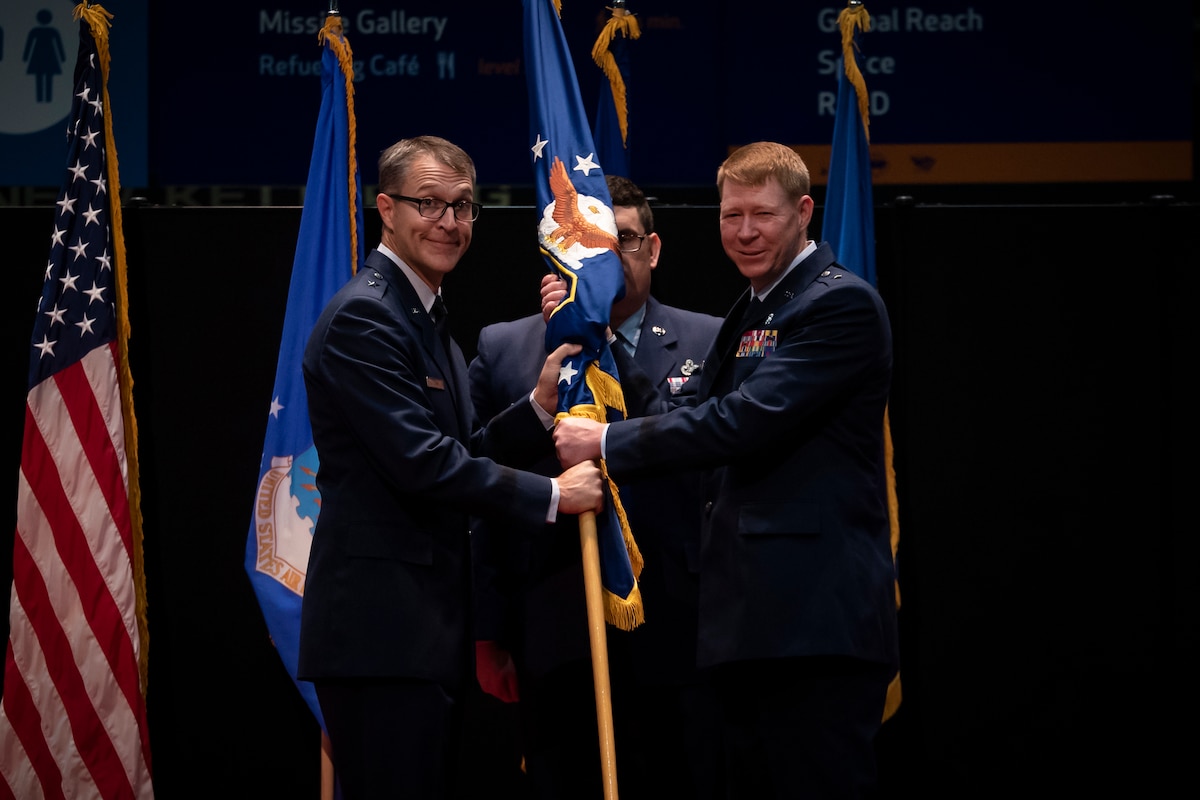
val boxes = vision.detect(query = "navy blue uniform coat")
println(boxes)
[605,243,900,672]
[298,249,555,691]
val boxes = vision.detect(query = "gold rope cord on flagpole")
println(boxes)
[74,1,151,698]
[838,2,900,722]
[882,406,902,722]
[318,13,360,277]
[591,4,642,148]
[837,1,872,143]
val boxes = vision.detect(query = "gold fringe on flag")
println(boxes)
[591,4,642,148]
[837,1,872,143]
[556,362,646,630]
[73,2,151,697]
[318,13,360,277]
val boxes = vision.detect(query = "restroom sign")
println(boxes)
[0,0,77,136]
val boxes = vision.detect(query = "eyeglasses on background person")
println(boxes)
[618,233,646,253]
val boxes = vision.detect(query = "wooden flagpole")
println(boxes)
[579,509,619,799]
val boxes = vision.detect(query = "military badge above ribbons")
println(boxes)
[524,0,643,631]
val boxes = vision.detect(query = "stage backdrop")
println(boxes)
[0,0,1193,195]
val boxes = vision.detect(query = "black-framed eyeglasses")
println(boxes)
[388,194,482,222]
[618,233,646,253]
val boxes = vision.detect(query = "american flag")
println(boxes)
[0,8,155,798]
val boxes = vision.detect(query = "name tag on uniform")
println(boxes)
[737,329,777,358]
[426,376,446,390]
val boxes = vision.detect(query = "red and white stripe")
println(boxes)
[0,343,153,799]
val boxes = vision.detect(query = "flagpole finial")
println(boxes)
[327,1,340,16]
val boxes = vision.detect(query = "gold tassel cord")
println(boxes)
[882,405,902,721]
[591,8,642,148]
[837,2,898,722]
[581,362,644,579]
[73,2,151,697]
[318,14,360,277]
[837,3,872,143]
[884,407,900,610]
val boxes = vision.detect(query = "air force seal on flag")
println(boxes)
[253,445,321,595]
[539,155,620,267]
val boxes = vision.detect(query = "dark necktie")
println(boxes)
[718,296,763,360]
[431,295,450,345]
[740,296,764,329]
[613,331,635,357]
[610,333,658,417]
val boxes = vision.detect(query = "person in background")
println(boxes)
[298,135,604,799]
[470,174,724,799]
[553,142,899,799]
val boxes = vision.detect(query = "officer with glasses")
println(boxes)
[298,135,605,799]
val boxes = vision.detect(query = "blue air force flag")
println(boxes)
[823,7,876,286]
[591,3,642,178]
[524,0,642,629]
[244,18,364,728]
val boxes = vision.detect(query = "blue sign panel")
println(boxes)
[0,0,148,187]
[1,1,1192,191]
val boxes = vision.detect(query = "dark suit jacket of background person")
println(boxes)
[469,296,721,793]
[604,243,899,674]
[298,248,556,692]
[470,296,721,679]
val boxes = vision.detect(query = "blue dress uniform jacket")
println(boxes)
[298,249,555,691]
[605,243,900,672]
